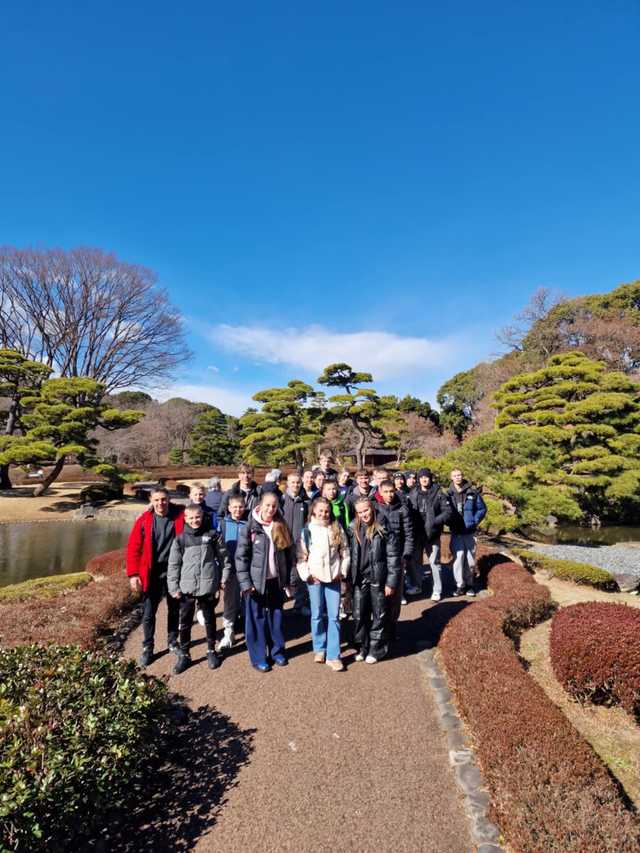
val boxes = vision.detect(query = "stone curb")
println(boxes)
[417,640,505,852]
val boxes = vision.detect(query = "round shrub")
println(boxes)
[550,602,640,722]
[0,644,169,851]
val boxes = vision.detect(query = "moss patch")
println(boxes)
[0,572,93,603]
[518,549,619,590]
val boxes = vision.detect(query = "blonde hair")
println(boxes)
[258,493,292,550]
[309,497,343,548]
[353,498,385,543]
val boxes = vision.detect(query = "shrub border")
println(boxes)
[438,550,640,851]
[517,548,619,590]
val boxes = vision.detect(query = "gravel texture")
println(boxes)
[531,543,640,587]
[122,595,474,853]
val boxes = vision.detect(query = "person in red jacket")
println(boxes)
[127,486,185,667]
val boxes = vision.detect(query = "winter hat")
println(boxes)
[265,468,282,483]
[417,467,433,480]
[404,470,416,478]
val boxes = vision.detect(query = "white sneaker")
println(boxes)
[365,655,378,665]
[218,628,235,650]
[431,593,442,601]
[401,597,407,605]
[355,652,365,662]
[196,609,205,626]
[466,588,476,597]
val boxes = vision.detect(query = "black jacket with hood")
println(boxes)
[347,517,401,590]
[409,482,452,544]
[219,480,262,518]
[373,493,415,559]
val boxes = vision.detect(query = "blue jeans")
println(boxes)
[307,580,341,661]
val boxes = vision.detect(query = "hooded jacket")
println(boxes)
[347,517,401,589]
[126,504,185,592]
[282,490,309,546]
[218,515,248,583]
[373,493,415,559]
[167,520,230,597]
[447,481,487,534]
[296,520,350,584]
[409,482,452,544]
[219,480,262,517]
[235,506,293,594]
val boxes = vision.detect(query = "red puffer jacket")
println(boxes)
[126,505,185,591]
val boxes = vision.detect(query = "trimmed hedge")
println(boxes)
[439,554,640,851]
[0,549,133,649]
[550,602,640,722]
[0,644,169,851]
[518,549,619,590]
[0,572,92,603]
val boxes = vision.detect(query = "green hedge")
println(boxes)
[0,573,92,603]
[0,645,169,851]
[518,549,619,591]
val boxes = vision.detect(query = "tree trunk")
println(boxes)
[33,455,66,496]
[0,464,11,490]
[352,418,367,469]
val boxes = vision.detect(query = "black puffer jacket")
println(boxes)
[374,494,415,558]
[347,519,401,590]
[235,510,293,594]
[219,480,262,517]
[409,483,452,544]
[282,492,308,546]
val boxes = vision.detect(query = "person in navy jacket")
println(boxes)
[447,468,487,597]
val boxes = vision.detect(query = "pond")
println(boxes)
[524,525,640,547]
[0,520,132,588]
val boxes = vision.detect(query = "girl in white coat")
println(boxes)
[297,497,350,671]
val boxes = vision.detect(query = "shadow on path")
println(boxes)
[103,703,255,852]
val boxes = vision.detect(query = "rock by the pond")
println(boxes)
[531,543,640,592]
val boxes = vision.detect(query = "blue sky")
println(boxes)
[1,1,639,414]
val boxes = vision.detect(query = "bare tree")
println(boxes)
[0,247,191,391]
[496,287,565,354]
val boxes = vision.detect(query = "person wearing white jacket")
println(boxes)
[297,497,350,671]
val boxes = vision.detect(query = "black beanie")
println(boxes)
[417,467,433,480]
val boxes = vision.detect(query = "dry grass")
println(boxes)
[521,620,640,808]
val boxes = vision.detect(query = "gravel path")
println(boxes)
[122,596,473,853]
[531,543,640,586]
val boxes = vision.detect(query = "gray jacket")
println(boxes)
[167,523,230,597]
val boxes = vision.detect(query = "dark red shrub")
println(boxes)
[550,602,640,722]
[439,553,640,852]
[86,548,127,579]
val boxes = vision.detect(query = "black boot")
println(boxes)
[139,645,154,667]
[173,651,191,674]
[207,650,222,670]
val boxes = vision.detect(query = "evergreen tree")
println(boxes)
[188,408,240,465]
[0,377,143,494]
[240,380,325,466]
[0,350,51,488]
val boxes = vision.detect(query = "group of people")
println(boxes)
[125,453,487,675]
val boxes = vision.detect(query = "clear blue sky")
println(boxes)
[2,1,639,413]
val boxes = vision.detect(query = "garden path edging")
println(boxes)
[417,640,505,853]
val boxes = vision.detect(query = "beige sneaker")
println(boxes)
[326,659,345,672]
[314,652,326,663]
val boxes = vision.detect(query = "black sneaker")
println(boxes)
[173,652,192,675]
[207,651,222,670]
[452,587,466,597]
[138,646,154,667]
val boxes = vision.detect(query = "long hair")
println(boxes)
[309,497,343,548]
[257,494,292,550]
[353,498,385,543]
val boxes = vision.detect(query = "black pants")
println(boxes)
[142,572,180,651]
[352,579,389,660]
[179,594,217,653]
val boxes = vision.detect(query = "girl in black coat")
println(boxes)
[347,497,401,664]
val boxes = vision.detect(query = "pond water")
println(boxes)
[524,525,640,547]
[0,520,132,587]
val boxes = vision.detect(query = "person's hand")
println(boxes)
[170,591,182,599]
[308,575,319,585]
[384,585,395,597]
[242,586,256,597]
[220,581,226,591]
[284,586,293,598]
[129,576,142,593]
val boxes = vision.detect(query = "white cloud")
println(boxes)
[210,324,455,380]
[156,384,254,416]
[207,365,220,373]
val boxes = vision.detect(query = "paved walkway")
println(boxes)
[122,595,473,853]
